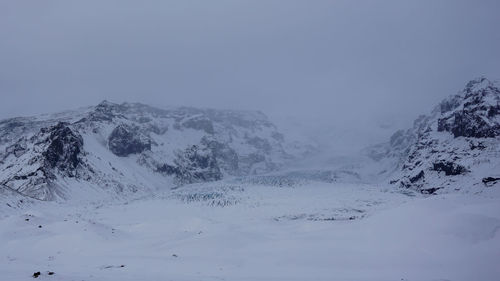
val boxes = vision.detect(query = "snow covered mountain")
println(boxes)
[1,80,500,281]
[2,77,499,202]
[367,77,500,194]
[0,101,292,200]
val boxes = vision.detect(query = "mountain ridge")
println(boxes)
[0,101,293,200]
[367,77,500,194]
[2,77,499,201]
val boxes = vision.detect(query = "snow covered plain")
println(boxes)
[2,181,500,281]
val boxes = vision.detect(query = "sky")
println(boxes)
[1,0,500,149]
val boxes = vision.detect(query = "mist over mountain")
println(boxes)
[1,77,499,201]
[2,2,500,281]
[2,1,500,142]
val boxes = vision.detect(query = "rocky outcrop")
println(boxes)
[437,78,500,138]
[108,124,151,157]
[431,161,468,176]
[0,122,85,200]
[85,100,121,122]
[373,77,500,194]
[155,137,241,184]
[162,144,222,184]
[41,122,83,176]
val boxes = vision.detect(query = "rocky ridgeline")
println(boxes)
[369,77,500,194]
[0,101,291,200]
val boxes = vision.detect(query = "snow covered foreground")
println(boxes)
[1,183,500,281]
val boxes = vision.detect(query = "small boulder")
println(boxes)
[482,177,500,186]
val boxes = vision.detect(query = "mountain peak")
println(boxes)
[463,77,498,96]
[96,100,116,107]
[369,77,500,194]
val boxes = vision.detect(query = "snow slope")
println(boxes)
[1,181,499,281]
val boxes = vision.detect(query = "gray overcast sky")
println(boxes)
[1,0,500,147]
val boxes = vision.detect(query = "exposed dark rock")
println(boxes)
[157,138,240,181]
[420,187,442,195]
[108,124,151,157]
[482,177,500,186]
[87,100,120,122]
[164,145,222,184]
[177,145,221,182]
[409,170,425,183]
[156,163,178,175]
[41,122,83,176]
[32,272,41,278]
[438,111,500,138]
[437,78,500,138]
[432,161,468,176]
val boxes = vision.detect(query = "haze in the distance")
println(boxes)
[1,0,499,151]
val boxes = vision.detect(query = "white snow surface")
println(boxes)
[1,181,499,281]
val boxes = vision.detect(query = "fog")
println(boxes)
[1,0,500,150]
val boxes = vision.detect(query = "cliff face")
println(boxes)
[369,78,500,194]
